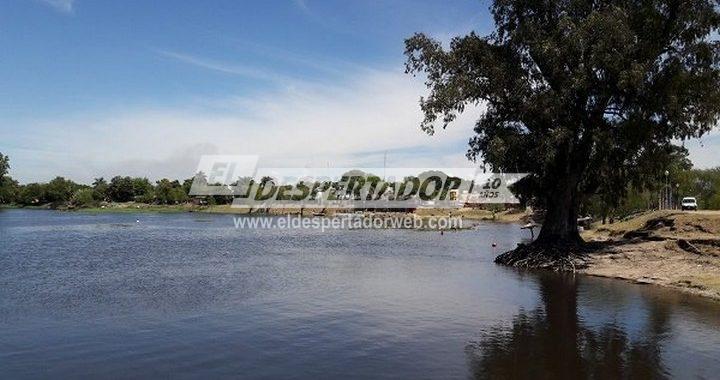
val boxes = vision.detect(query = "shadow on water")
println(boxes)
[466,273,673,379]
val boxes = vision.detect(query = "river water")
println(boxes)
[1,209,719,379]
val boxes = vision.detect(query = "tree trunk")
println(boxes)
[493,174,586,267]
[535,175,582,246]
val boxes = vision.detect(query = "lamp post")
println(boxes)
[664,170,670,210]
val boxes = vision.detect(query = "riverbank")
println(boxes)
[1,202,530,222]
[580,210,720,301]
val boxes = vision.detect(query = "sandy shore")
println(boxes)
[581,210,720,300]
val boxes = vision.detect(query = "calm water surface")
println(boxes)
[1,209,719,379]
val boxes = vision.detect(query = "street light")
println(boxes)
[664,170,670,210]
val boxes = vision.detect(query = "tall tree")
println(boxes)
[92,177,109,201]
[405,0,720,256]
[0,152,9,178]
[0,152,17,204]
[44,177,80,203]
[108,176,136,202]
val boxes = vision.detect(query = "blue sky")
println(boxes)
[1,0,717,183]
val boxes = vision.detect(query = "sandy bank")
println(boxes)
[581,210,720,300]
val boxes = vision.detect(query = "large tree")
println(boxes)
[0,152,17,204]
[0,152,9,178]
[405,0,720,254]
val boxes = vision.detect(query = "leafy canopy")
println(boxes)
[405,0,720,205]
[0,153,9,178]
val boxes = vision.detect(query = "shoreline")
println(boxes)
[0,202,530,222]
[579,210,720,301]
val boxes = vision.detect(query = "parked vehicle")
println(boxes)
[681,197,698,211]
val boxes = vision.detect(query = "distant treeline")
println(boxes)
[1,152,720,214]
[0,155,463,209]
[582,167,720,219]
[0,153,234,207]
[0,174,235,208]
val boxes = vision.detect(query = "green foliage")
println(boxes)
[131,178,153,200]
[209,188,233,205]
[0,158,221,207]
[136,188,156,204]
[92,177,109,201]
[0,152,9,178]
[106,176,154,202]
[17,183,46,205]
[171,188,188,203]
[2,158,718,214]
[155,179,187,204]
[44,177,81,204]
[107,176,135,202]
[0,152,17,204]
[10,175,164,206]
[10,177,82,205]
[675,167,720,210]
[182,177,194,195]
[71,188,97,208]
[707,191,720,210]
[405,0,720,240]
[583,166,720,218]
[0,176,18,204]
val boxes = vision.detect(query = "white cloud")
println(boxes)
[12,57,714,184]
[38,0,74,13]
[8,68,480,183]
[156,50,292,83]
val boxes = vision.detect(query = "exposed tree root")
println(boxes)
[494,242,593,272]
[677,239,703,255]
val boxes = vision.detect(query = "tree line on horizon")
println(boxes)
[0,153,455,208]
[0,153,235,207]
[2,152,720,215]
[0,155,464,209]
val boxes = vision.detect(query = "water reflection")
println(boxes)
[467,273,671,379]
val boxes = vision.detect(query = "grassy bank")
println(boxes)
[581,210,720,301]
